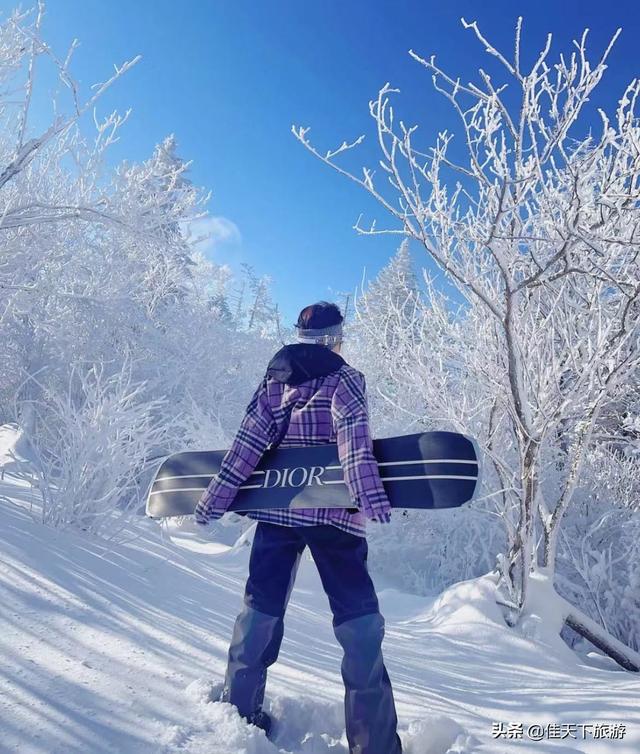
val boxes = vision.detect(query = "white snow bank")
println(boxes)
[0,421,35,472]
[402,717,480,754]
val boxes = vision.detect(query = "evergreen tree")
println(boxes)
[229,263,279,337]
[357,238,421,353]
[345,239,426,436]
[132,135,200,318]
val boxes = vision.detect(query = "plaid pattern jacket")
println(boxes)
[194,364,391,537]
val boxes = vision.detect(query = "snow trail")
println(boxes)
[0,475,638,753]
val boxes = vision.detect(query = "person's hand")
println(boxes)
[194,494,213,526]
[362,497,392,524]
[194,497,225,525]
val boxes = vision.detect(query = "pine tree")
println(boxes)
[346,239,425,434]
[368,239,417,305]
[229,263,279,337]
[357,238,421,352]
[134,135,200,317]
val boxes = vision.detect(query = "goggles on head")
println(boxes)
[295,322,343,346]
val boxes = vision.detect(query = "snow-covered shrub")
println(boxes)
[367,507,504,595]
[555,448,640,651]
[20,361,166,537]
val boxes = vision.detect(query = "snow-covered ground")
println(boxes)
[1,472,638,754]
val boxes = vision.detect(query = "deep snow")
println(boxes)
[0,470,638,754]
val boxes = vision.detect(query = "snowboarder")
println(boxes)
[194,301,403,754]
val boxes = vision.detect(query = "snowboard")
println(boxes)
[146,431,481,519]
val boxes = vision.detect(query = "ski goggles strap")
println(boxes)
[295,323,343,345]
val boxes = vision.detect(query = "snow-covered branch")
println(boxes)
[297,18,640,669]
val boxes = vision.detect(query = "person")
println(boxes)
[194,301,403,754]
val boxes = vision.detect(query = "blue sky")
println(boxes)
[8,0,640,326]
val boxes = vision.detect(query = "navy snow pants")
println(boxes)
[222,521,402,754]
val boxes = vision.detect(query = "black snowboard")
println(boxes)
[146,431,480,519]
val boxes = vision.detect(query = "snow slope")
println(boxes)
[0,473,638,754]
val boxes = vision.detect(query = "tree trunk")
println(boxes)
[565,611,640,672]
[541,523,556,570]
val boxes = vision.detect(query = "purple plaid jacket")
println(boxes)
[194,344,392,537]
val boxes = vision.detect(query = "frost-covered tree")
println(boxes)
[0,5,280,539]
[0,5,139,429]
[228,262,280,338]
[191,252,235,324]
[345,239,424,431]
[123,134,200,319]
[556,445,640,653]
[355,239,420,348]
[295,19,640,670]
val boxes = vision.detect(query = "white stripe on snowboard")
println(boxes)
[149,473,478,496]
[155,459,478,484]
